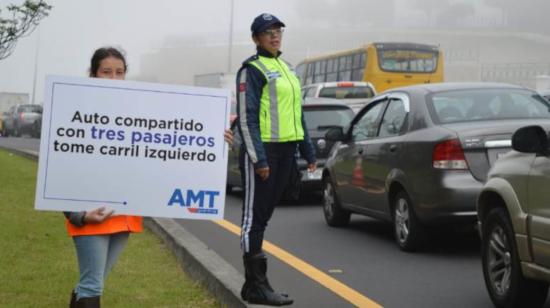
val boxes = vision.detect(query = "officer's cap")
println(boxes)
[251,13,285,35]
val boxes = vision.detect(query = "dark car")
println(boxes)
[478,126,550,308]
[3,104,43,138]
[322,83,550,251]
[227,99,355,199]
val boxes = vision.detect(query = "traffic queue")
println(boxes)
[226,41,550,307]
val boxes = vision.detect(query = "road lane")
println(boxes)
[214,219,382,308]
[0,136,40,154]
[179,192,495,308]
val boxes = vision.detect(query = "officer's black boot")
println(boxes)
[242,253,293,306]
[257,253,289,297]
[240,260,252,300]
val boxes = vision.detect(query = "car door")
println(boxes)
[527,153,550,268]
[360,94,409,215]
[335,99,387,208]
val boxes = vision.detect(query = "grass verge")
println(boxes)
[0,150,217,307]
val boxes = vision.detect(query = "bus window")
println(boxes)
[378,49,438,73]
[326,59,334,74]
[339,70,351,80]
[353,53,362,68]
[314,60,326,83]
[306,63,314,85]
[339,56,347,71]
[351,68,364,81]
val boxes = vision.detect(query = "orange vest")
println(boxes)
[66,215,143,237]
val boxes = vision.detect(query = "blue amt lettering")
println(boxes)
[167,189,220,208]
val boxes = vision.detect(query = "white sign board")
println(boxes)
[34,75,231,220]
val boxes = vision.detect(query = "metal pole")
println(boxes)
[31,27,40,105]
[227,0,234,73]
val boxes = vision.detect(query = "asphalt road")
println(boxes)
[178,191,494,308]
[0,136,40,154]
[4,136,549,307]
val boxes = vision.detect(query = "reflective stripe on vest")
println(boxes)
[248,56,304,142]
[66,215,143,237]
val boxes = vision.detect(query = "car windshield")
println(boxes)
[303,106,354,130]
[429,89,550,124]
[318,86,374,99]
[18,105,42,113]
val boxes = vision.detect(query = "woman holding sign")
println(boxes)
[66,47,233,307]
[236,14,316,306]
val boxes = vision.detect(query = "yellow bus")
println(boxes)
[296,42,444,93]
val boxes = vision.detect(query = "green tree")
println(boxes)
[0,0,51,60]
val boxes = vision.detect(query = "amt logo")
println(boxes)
[167,189,220,214]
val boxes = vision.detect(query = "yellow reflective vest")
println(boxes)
[248,56,304,142]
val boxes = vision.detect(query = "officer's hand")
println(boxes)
[255,167,270,181]
[84,207,114,224]
[223,129,234,146]
[307,163,317,172]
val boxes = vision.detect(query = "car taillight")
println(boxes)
[337,82,354,87]
[432,139,468,169]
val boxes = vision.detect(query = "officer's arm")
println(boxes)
[236,65,268,169]
[298,110,316,165]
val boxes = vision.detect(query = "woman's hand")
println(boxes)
[224,129,234,146]
[255,166,270,181]
[83,207,114,224]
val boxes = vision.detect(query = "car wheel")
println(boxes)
[392,191,427,252]
[482,207,549,308]
[322,175,350,227]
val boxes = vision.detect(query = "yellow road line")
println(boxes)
[213,219,383,308]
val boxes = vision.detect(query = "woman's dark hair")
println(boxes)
[89,47,128,77]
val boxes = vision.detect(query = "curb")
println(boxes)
[5,146,253,308]
[0,145,40,161]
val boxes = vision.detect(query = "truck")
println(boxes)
[0,92,30,136]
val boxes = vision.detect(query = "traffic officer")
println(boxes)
[236,13,316,306]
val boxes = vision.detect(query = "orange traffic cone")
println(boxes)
[351,157,366,187]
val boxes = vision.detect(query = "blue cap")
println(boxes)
[251,13,285,35]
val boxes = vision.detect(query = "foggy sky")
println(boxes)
[1,0,549,104]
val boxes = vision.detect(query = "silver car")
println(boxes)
[2,104,43,138]
[478,125,550,308]
[323,83,550,251]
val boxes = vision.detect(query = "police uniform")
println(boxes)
[236,13,315,306]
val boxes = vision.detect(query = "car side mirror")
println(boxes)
[325,126,346,142]
[512,125,550,155]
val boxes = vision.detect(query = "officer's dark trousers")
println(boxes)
[240,142,297,256]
